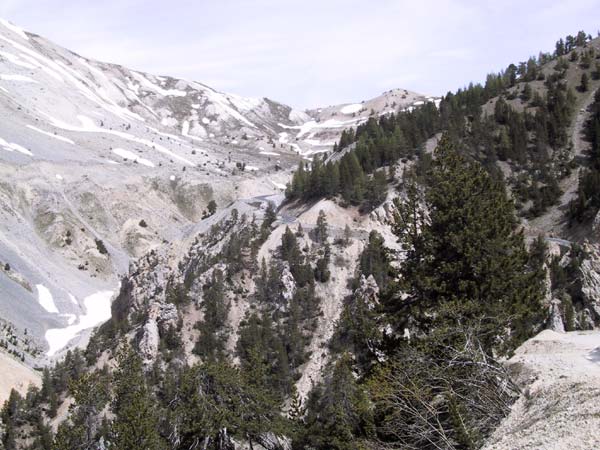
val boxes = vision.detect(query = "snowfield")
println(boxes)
[45,290,114,357]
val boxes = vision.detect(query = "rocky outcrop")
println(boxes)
[138,301,179,362]
[548,299,565,333]
[355,274,379,308]
[280,263,296,304]
[138,319,160,362]
[579,243,600,327]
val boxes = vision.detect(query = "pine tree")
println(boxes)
[364,169,387,212]
[580,72,589,92]
[314,210,329,244]
[194,269,230,361]
[359,231,392,291]
[111,344,164,450]
[207,199,217,216]
[54,371,110,450]
[390,136,544,354]
[298,354,373,449]
[1,389,22,450]
[343,224,352,246]
[288,385,305,422]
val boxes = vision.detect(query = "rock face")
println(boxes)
[356,274,380,308]
[548,299,565,333]
[579,243,600,327]
[280,264,296,304]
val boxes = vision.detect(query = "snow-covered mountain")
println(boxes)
[281,88,440,156]
[0,17,433,362]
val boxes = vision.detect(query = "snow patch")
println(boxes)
[131,71,187,97]
[0,19,28,40]
[26,125,74,144]
[36,284,59,314]
[271,180,287,190]
[112,148,155,167]
[279,117,366,139]
[340,103,362,114]
[68,294,78,305]
[0,74,37,83]
[45,290,114,356]
[0,50,36,69]
[0,137,33,156]
[278,132,289,143]
[41,114,195,166]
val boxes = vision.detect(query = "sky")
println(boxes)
[1,0,599,109]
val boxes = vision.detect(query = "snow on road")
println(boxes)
[35,284,59,313]
[45,290,114,356]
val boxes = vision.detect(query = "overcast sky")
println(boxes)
[1,0,599,109]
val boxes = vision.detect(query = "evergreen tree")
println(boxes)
[314,210,329,244]
[297,354,373,450]
[363,169,388,212]
[580,72,589,92]
[359,231,392,291]
[390,136,544,354]
[194,269,230,361]
[207,199,217,216]
[54,371,110,450]
[1,389,22,450]
[111,344,164,450]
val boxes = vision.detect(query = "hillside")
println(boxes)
[0,18,599,450]
[0,17,431,366]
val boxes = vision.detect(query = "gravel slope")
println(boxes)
[484,330,600,449]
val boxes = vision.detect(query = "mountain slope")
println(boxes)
[1,17,599,450]
[0,17,430,363]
